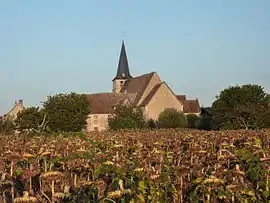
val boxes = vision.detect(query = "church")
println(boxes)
[86,41,200,131]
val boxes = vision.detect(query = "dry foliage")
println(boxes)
[0,129,269,202]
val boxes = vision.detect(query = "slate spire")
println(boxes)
[113,40,132,80]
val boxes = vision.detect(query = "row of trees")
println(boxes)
[0,93,91,134]
[1,84,270,134]
[108,106,189,130]
[108,84,270,130]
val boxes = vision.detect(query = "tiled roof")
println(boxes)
[183,99,200,114]
[86,93,129,114]
[176,95,186,101]
[176,95,200,114]
[120,72,155,105]
[139,82,163,106]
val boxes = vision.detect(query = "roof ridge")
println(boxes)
[132,72,155,79]
[139,82,164,106]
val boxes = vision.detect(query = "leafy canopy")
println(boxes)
[157,108,188,128]
[43,93,91,132]
[108,103,146,130]
[212,84,270,130]
[196,107,218,130]
[15,107,45,132]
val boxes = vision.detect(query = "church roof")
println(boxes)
[113,41,132,80]
[139,82,163,106]
[120,72,155,105]
[86,93,129,114]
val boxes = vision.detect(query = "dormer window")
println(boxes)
[122,73,125,78]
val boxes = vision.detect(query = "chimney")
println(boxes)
[18,99,23,105]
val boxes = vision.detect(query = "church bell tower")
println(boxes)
[112,40,132,93]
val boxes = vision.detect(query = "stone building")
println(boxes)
[2,99,25,121]
[86,41,200,131]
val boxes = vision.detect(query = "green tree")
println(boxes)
[108,103,145,130]
[212,84,270,130]
[195,107,218,130]
[0,118,15,134]
[43,93,91,132]
[15,107,45,132]
[186,114,199,129]
[157,108,188,129]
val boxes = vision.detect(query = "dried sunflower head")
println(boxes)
[23,153,35,160]
[14,191,37,203]
[5,150,21,162]
[78,180,93,188]
[54,192,70,201]
[40,171,63,181]
[107,190,123,199]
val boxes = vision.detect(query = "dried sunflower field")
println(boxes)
[0,129,269,203]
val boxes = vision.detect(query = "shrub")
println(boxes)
[186,114,198,129]
[15,107,45,132]
[196,107,219,131]
[108,103,145,130]
[145,118,158,129]
[157,108,188,128]
[0,119,15,134]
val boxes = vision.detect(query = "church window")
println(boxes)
[93,115,98,124]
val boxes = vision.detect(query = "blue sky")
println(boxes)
[1,0,270,114]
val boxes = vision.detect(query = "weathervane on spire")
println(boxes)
[120,31,125,43]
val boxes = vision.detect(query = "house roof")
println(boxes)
[86,93,129,114]
[176,95,200,114]
[183,99,200,114]
[176,95,186,101]
[113,40,132,80]
[120,72,155,105]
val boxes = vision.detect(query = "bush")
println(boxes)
[157,108,188,128]
[195,107,219,131]
[0,119,15,134]
[186,114,198,129]
[15,107,45,132]
[145,118,158,129]
[108,103,145,130]
[43,93,91,132]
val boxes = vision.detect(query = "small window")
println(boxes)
[93,115,98,124]
[120,81,124,84]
